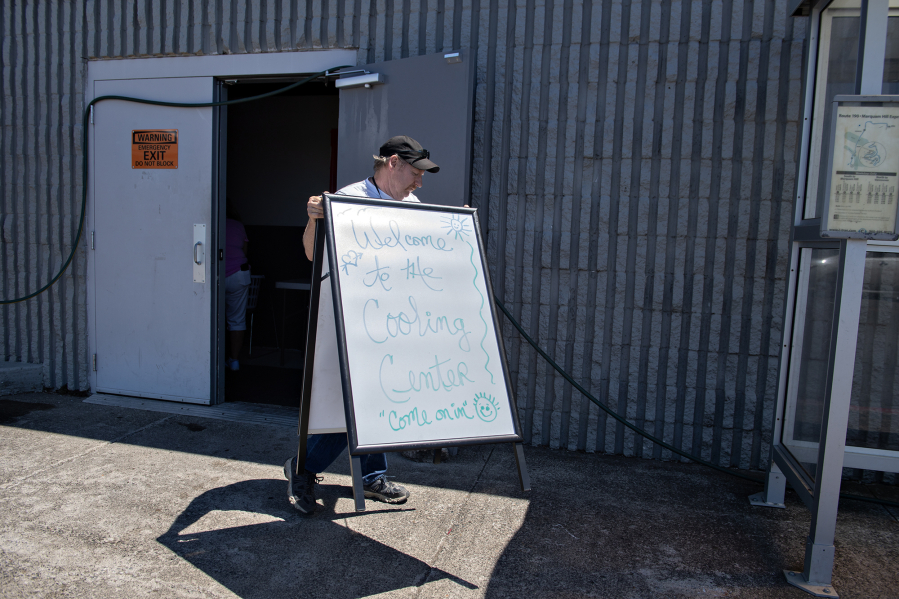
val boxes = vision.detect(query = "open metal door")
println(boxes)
[90,77,216,404]
[336,51,476,206]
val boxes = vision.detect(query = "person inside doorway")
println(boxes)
[225,201,251,371]
[285,135,440,514]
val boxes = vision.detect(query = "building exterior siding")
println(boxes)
[0,0,806,470]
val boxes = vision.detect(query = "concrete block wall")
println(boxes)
[483,0,804,471]
[0,0,806,470]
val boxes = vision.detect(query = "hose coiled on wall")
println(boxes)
[494,299,899,508]
[0,66,350,306]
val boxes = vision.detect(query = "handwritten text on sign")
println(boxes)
[132,129,178,169]
[330,200,516,447]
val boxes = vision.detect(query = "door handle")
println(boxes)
[193,224,206,283]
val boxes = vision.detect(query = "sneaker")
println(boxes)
[283,458,319,514]
[227,359,239,371]
[363,474,410,504]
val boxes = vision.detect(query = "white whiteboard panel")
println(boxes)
[325,196,521,451]
[308,254,349,434]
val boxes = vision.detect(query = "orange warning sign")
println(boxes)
[132,130,178,169]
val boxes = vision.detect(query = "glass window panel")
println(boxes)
[884,17,899,94]
[791,249,841,449]
[847,252,899,451]
[811,17,860,219]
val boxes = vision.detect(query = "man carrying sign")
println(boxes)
[285,135,440,514]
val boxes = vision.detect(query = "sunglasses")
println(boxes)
[405,148,429,161]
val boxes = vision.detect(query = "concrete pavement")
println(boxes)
[1,392,898,598]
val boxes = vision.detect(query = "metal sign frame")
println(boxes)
[323,194,525,453]
[820,95,899,241]
[296,195,530,511]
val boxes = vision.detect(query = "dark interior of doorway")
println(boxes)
[223,78,338,407]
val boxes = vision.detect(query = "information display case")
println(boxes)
[820,96,899,240]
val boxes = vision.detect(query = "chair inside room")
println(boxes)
[246,274,265,354]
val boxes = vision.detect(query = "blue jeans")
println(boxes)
[302,433,387,485]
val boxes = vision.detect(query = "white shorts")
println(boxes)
[225,269,251,331]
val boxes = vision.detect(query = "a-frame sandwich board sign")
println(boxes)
[297,194,530,511]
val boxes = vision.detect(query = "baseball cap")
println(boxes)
[379,135,440,173]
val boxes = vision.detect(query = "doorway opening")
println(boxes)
[222,77,339,407]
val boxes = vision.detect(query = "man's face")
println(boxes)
[389,156,424,199]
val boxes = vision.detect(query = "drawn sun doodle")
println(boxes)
[441,214,472,240]
[473,392,499,422]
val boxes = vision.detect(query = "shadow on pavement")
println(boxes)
[0,393,521,498]
[479,449,798,598]
[0,398,56,424]
[157,478,477,599]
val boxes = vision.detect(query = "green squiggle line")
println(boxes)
[466,239,494,383]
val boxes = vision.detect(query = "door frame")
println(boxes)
[213,80,227,404]
[86,50,357,401]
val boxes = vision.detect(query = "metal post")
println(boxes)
[350,454,366,512]
[296,221,325,476]
[787,239,866,597]
[749,461,786,508]
[855,0,889,97]
[513,443,531,492]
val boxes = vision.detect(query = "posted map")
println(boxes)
[826,104,899,237]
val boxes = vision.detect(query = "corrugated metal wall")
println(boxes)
[0,0,806,469]
[1,1,89,390]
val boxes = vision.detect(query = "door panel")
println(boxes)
[92,77,214,403]
[313,51,477,423]
[337,51,476,207]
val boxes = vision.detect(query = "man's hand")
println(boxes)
[303,193,328,261]
[307,195,324,221]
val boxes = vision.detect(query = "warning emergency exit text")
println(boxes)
[132,129,179,169]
